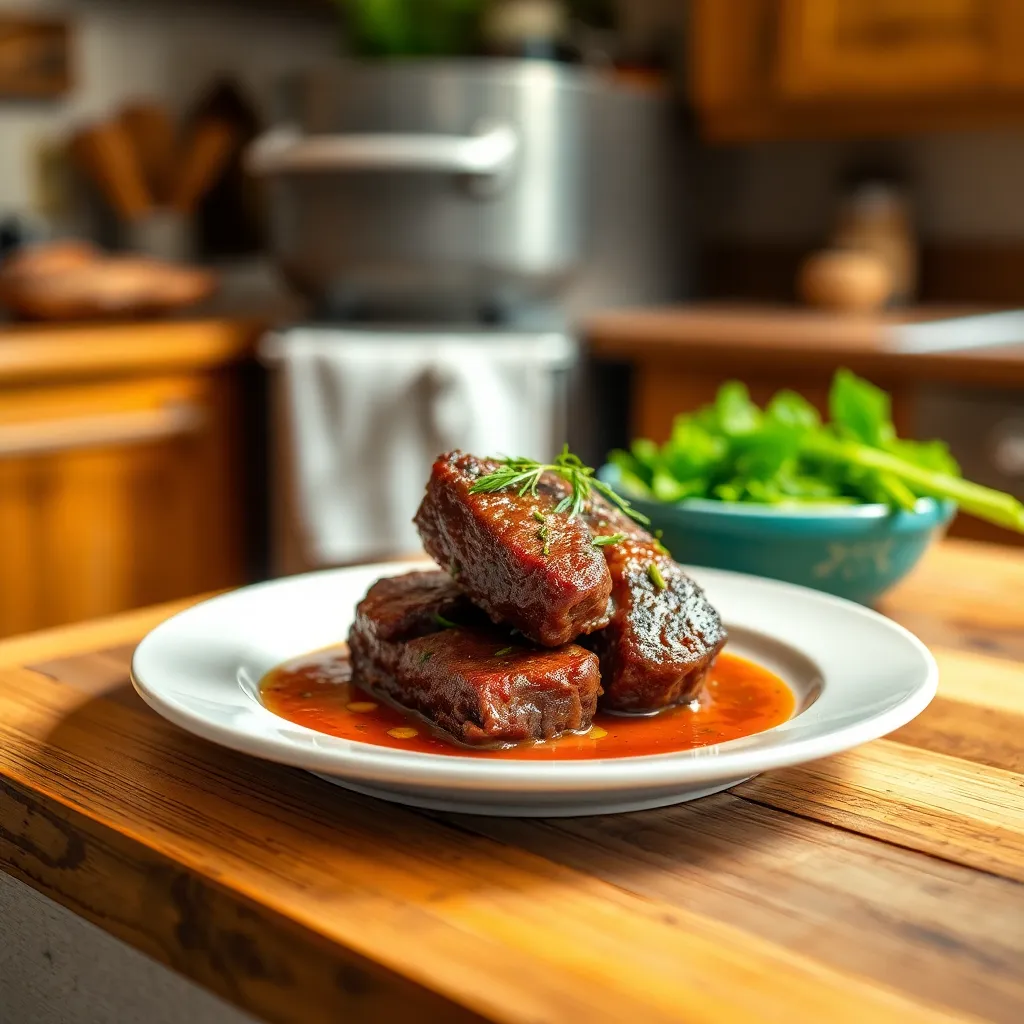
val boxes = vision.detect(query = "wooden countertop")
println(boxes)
[588,304,1024,387]
[2,540,1023,1024]
[0,317,262,384]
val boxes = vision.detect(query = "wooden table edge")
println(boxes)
[0,595,214,670]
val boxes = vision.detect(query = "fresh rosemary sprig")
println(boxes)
[592,533,626,547]
[469,445,650,526]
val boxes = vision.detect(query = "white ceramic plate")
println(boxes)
[131,561,936,817]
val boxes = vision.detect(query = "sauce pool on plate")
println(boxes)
[260,648,795,758]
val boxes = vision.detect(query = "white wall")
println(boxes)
[0,0,338,216]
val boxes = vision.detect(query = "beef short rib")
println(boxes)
[584,497,726,712]
[414,451,612,647]
[348,570,602,746]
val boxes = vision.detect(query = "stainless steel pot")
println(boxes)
[248,60,595,316]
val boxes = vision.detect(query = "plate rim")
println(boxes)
[130,561,937,793]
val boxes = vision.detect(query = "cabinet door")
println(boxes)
[0,375,244,637]
[776,0,1020,99]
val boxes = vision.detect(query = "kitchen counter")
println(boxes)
[0,317,261,384]
[2,539,1023,1024]
[587,304,1024,387]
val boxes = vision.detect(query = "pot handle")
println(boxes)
[245,120,518,181]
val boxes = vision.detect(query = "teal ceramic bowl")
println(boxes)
[600,467,956,605]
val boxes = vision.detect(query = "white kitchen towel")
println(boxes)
[262,329,576,566]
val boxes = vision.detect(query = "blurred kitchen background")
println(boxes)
[2,0,1024,638]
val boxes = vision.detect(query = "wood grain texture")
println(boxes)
[891,695,1024,773]
[736,741,1024,881]
[458,793,1024,1024]
[0,374,245,638]
[0,595,206,670]
[2,540,1024,1023]
[881,542,1024,659]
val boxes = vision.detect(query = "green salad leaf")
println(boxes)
[609,369,1024,532]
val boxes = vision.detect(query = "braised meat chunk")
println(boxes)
[349,571,602,746]
[414,451,612,647]
[350,569,482,644]
[585,497,726,712]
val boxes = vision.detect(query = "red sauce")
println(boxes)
[260,648,795,759]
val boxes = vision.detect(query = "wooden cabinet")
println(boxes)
[0,320,256,639]
[692,0,1024,140]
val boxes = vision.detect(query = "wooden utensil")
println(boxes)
[120,101,177,204]
[169,119,238,215]
[69,119,152,221]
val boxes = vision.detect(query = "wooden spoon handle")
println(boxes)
[70,120,152,220]
[120,102,178,205]
[170,119,237,214]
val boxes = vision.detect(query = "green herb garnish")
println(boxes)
[531,509,546,523]
[608,369,1024,532]
[419,651,433,663]
[470,444,650,526]
[592,533,626,547]
[537,523,551,556]
[433,613,459,629]
[494,646,514,657]
[647,563,667,591]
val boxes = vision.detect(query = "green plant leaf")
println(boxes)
[714,381,762,437]
[766,390,820,432]
[829,368,895,447]
[664,419,727,479]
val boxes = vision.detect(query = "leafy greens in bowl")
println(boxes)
[609,369,1024,532]
[604,370,1022,604]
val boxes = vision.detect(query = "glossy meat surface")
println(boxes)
[352,569,481,644]
[584,497,727,712]
[414,451,612,647]
[349,571,602,746]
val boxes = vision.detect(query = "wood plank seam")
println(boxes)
[733,741,1024,884]
[734,783,1024,884]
